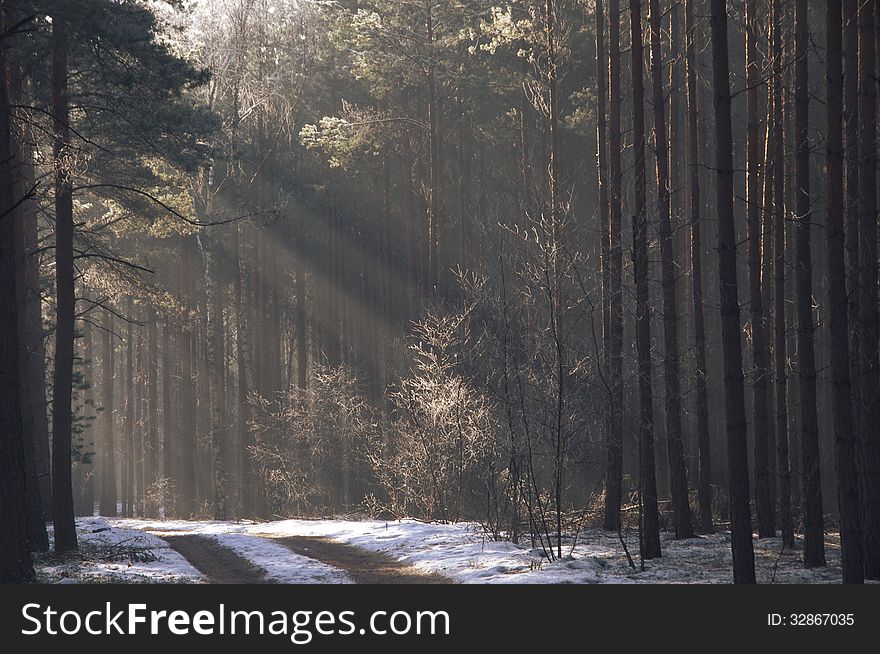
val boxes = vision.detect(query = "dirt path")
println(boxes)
[162,535,272,584]
[271,536,453,584]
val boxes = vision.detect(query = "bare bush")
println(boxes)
[249,365,376,516]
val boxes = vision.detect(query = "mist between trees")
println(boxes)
[1,0,878,585]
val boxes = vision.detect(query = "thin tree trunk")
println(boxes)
[178,235,196,517]
[794,0,826,568]
[773,0,794,549]
[50,13,78,552]
[826,0,864,583]
[685,0,712,534]
[859,0,880,580]
[161,321,173,516]
[100,309,117,516]
[604,0,625,533]
[77,315,95,516]
[710,0,756,583]
[649,0,692,540]
[844,0,861,511]
[146,308,158,517]
[630,0,661,560]
[746,0,774,539]
[595,0,614,534]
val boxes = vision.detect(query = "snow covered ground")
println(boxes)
[110,517,850,584]
[38,517,203,584]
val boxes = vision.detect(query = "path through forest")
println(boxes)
[156,531,451,584]
[162,535,271,584]
[269,535,452,584]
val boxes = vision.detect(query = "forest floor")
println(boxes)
[34,516,860,584]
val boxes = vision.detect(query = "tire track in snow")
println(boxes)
[270,535,453,584]
[162,534,272,584]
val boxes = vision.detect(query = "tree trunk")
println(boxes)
[772,0,795,549]
[233,222,253,516]
[710,0,756,583]
[76,317,95,516]
[146,308,158,517]
[649,0,692,540]
[9,31,50,549]
[0,1,35,579]
[685,0,712,534]
[178,235,196,517]
[124,297,134,517]
[603,0,625,533]
[50,13,78,553]
[794,0,826,569]
[844,0,861,520]
[161,321,173,516]
[595,0,614,533]
[208,234,228,520]
[826,0,864,583]
[859,0,880,580]
[630,0,661,560]
[746,0,774,539]
[100,309,117,516]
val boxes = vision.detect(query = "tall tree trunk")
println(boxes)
[50,12,78,553]
[124,297,134,517]
[161,321,173,516]
[99,309,116,516]
[146,308,158,517]
[426,0,440,295]
[794,0,826,569]
[177,235,196,517]
[208,234,228,520]
[630,0,661,560]
[649,0,693,540]
[710,0,756,583]
[9,30,50,548]
[77,317,95,516]
[773,0,795,549]
[295,245,307,394]
[685,0,712,534]
[826,0,864,583]
[746,0,774,539]
[595,0,614,533]
[0,0,35,579]
[859,0,880,579]
[844,0,861,514]
[603,0,624,533]
[232,222,253,516]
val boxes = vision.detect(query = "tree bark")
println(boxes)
[630,0,661,560]
[177,235,197,517]
[50,12,78,552]
[649,0,692,540]
[772,0,795,549]
[685,0,712,534]
[161,321,174,516]
[9,26,50,548]
[710,0,756,583]
[859,0,880,579]
[746,0,774,539]
[826,0,864,583]
[0,0,35,579]
[794,0,826,569]
[99,309,117,516]
[146,308,158,517]
[603,0,625,533]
